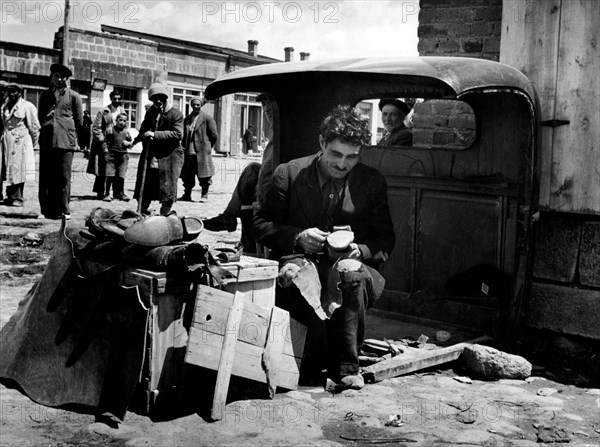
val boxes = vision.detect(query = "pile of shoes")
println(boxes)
[83,208,203,247]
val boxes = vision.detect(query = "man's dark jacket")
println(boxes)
[134,105,184,202]
[38,87,83,150]
[182,110,218,178]
[252,154,395,265]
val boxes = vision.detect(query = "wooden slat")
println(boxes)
[361,336,493,383]
[211,291,245,420]
[262,307,287,392]
[500,0,561,209]
[221,265,279,284]
[550,0,599,212]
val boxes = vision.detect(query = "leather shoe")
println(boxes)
[339,374,364,390]
[203,213,237,232]
[124,214,203,246]
[178,194,193,202]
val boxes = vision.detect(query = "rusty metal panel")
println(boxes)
[417,191,502,294]
[380,188,417,292]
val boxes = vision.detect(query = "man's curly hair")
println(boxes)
[319,105,371,147]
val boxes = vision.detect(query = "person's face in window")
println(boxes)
[381,104,404,132]
[261,100,273,124]
[318,136,361,179]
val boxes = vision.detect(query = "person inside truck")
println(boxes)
[252,104,395,389]
[377,98,413,146]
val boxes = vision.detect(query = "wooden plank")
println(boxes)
[500,0,561,209]
[221,265,279,284]
[211,291,245,421]
[361,336,493,383]
[550,0,599,212]
[262,307,287,392]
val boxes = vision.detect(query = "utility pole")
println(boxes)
[61,0,70,64]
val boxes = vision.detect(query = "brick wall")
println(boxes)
[412,100,476,148]
[418,0,502,61]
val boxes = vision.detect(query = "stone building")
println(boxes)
[0,25,282,155]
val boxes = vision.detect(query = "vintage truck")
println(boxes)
[205,56,540,344]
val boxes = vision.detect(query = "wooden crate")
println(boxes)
[119,255,281,414]
[220,255,279,308]
[185,285,306,420]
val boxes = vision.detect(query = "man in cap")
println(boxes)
[178,95,218,203]
[378,98,412,146]
[252,104,395,389]
[37,63,83,220]
[133,83,184,216]
[87,89,125,200]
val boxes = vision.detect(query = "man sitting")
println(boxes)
[252,105,395,388]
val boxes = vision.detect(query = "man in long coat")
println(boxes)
[252,105,395,388]
[178,95,218,203]
[133,83,184,216]
[37,63,83,219]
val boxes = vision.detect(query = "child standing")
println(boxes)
[103,112,132,201]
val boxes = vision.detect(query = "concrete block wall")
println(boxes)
[528,214,600,340]
[0,42,59,77]
[54,28,163,88]
[418,0,502,61]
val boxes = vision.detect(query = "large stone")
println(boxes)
[461,345,532,380]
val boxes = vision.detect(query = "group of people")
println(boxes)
[1,62,403,389]
[0,63,221,218]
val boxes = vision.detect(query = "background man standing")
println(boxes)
[133,83,184,216]
[252,105,395,388]
[178,95,218,203]
[37,63,83,220]
[87,89,125,200]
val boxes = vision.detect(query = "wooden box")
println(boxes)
[220,255,279,308]
[185,285,306,419]
[119,255,281,414]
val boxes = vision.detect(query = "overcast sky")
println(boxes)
[1,1,419,60]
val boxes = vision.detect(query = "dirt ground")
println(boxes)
[1,152,599,447]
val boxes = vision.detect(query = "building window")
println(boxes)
[172,87,203,116]
[117,87,139,129]
[23,86,45,108]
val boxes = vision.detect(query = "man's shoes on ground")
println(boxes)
[12,200,24,207]
[199,194,208,203]
[338,374,364,390]
[102,195,112,202]
[178,194,193,202]
[115,194,130,202]
[202,213,237,232]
